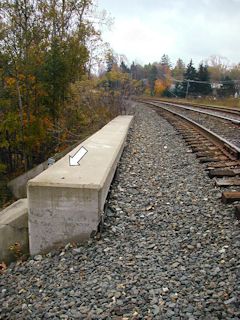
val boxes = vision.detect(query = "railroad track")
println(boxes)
[140,99,240,217]
[143,99,240,149]
[151,99,240,125]
[149,98,240,117]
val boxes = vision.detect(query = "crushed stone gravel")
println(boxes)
[0,102,240,320]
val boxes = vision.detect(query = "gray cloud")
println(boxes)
[99,0,240,65]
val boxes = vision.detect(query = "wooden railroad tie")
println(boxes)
[199,157,220,163]
[209,168,240,178]
[207,161,240,169]
[193,146,219,152]
[190,142,213,147]
[222,192,240,204]
[215,178,240,187]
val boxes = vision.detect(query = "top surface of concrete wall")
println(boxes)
[0,198,28,224]
[28,116,133,189]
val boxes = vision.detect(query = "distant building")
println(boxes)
[211,83,223,89]
[211,83,223,97]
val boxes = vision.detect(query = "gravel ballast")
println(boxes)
[0,103,240,319]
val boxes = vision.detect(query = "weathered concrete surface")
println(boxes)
[28,115,133,255]
[0,199,28,264]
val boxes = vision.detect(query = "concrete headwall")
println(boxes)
[28,115,133,255]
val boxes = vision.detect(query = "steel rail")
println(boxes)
[150,98,240,115]
[151,100,240,125]
[150,100,240,125]
[142,100,240,160]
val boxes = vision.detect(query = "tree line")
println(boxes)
[124,54,239,98]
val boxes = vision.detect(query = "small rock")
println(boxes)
[34,255,43,261]
[64,243,71,250]
[114,292,121,299]
[224,297,236,305]
[72,248,82,254]
[213,267,221,274]
[152,305,160,315]
[172,262,180,268]
[21,304,28,310]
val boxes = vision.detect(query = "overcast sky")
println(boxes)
[98,0,240,67]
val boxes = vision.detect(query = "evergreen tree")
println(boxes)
[130,62,137,79]
[106,51,116,72]
[131,62,146,80]
[196,63,212,95]
[182,60,198,97]
[134,64,145,80]
[158,54,171,81]
[120,61,130,73]
[160,54,171,68]
[143,63,152,79]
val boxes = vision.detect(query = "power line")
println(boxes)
[170,77,240,85]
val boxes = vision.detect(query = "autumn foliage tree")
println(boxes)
[0,0,113,176]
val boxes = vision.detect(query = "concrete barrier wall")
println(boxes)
[28,115,133,255]
[7,162,48,199]
[0,199,28,264]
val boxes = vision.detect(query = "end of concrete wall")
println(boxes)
[7,162,48,198]
[0,199,28,264]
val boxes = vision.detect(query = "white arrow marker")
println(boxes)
[69,146,88,166]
